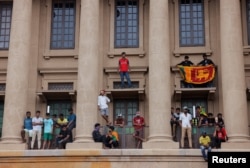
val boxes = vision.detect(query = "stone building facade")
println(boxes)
[0,0,250,167]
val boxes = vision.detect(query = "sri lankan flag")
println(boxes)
[178,65,215,84]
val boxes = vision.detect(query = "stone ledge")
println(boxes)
[1,148,250,157]
[143,141,179,149]
[66,142,103,150]
[0,143,26,150]
[0,148,250,168]
[221,142,250,149]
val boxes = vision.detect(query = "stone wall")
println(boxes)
[0,149,207,168]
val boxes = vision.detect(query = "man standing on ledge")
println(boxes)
[118,52,132,88]
[179,106,192,148]
[98,90,111,125]
[177,55,194,88]
[197,54,215,66]
[197,54,215,87]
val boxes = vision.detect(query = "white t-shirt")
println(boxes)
[179,112,192,128]
[98,95,110,109]
[32,117,43,131]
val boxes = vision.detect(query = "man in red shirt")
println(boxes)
[212,124,228,148]
[133,111,145,148]
[118,52,132,88]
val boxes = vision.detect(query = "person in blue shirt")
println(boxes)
[42,113,53,149]
[67,108,76,142]
[21,111,33,143]
[67,108,76,131]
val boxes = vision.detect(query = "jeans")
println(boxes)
[212,137,225,148]
[206,81,213,87]
[182,81,193,88]
[56,137,70,149]
[200,145,211,159]
[120,72,132,88]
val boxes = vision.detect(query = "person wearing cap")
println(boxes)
[197,54,215,66]
[118,52,132,88]
[198,112,208,128]
[177,55,194,88]
[114,113,125,128]
[177,55,194,66]
[98,90,111,125]
[199,131,211,161]
[179,106,192,148]
[133,111,145,148]
[197,54,215,87]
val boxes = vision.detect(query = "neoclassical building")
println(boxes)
[0,0,250,167]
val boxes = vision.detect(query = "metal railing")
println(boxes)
[100,125,149,149]
[176,125,215,148]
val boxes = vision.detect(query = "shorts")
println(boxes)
[24,129,33,137]
[134,128,144,139]
[100,108,109,116]
[43,133,52,140]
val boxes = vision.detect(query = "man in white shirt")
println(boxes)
[31,110,43,149]
[98,90,111,125]
[179,106,192,148]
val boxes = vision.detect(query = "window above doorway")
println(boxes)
[172,0,212,56]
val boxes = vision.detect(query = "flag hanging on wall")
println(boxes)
[178,65,215,84]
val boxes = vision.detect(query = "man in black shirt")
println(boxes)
[177,55,194,66]
[56,125,72,149]
[92,123,112,148]
[177,55,194,88]
[197,54,215,66]
[197,54,215,87]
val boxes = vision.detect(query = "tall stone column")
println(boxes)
[0,0,32,150]
[220,0,250,148]
[67,0,101,149]
[143,0,178,149]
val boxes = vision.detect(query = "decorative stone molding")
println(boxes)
[37,90,76,102]
[107,50,146,58]
[174,87,216,101]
